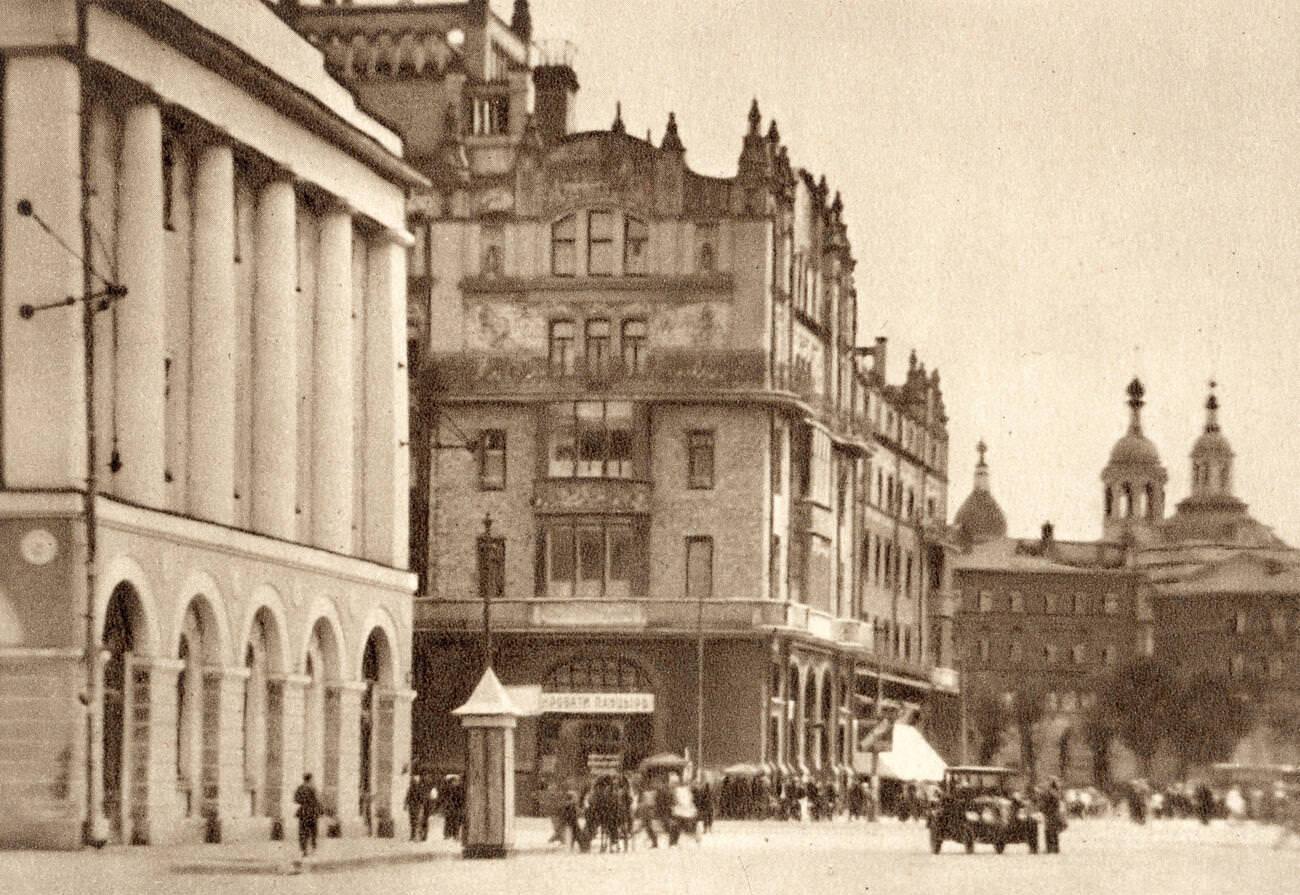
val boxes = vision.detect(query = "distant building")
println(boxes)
[0,0,421,848]
[952,380,1300,779]
[293,0,961,801]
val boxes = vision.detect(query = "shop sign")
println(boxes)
[539,692,655,714]
[587,753,624,775]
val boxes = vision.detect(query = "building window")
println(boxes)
[977,638,990,663]
[585,318,611,374]
[478,429,506,490]
[695,222,719,272]
[481,224,504,276]
[687,430,715,490]
[1043,643,1058,665]
[977,590,992,613]
[1103,645,1117,666]
[551,214,577,276]
[686,536,714,600]
[621,319,647,373]
[624,216,648,275]
[470,95,509,136]
[545,657,648,692]
[1233,609,1248,635]
[1072,644,1086,665]
[1073,593,1088,615]
[542,519,640,599]
[1010,591,1025,613]
[549,320,576,375]
[1009,640,1023,663]
[1103,592,1120,615]
[547,401,640,479]
[587,210,615,276]
[1045,593,1060,615]
[1229,654,1245,678]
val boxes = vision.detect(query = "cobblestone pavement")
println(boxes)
[3,816,1298,895]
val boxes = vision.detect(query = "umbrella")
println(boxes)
[723,763,761,777]
[639,752,688,771]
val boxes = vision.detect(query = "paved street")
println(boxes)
[2,816,1297,895]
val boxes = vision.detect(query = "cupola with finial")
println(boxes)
[1101,377,1167,540]
[1189,380,1235,499]
[954,440,1008,545]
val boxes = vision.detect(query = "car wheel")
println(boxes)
[994,839,1006,855]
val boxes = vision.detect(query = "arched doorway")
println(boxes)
[176,597,221,818]
[242,609,281,819]
[358,629,395,832]
[101,583,140,842]
[303,619,341,814]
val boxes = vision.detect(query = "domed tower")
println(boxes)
[1188,382,1237,502]
[954,440,1008,544]
[1101,378,1168,541]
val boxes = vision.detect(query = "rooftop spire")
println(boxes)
[748,98,761,135]
[661,111,684,152]
[1126,376,1145,433]
[1205,379,1220,433]
[974,440,990,491]
[611,101,625,135]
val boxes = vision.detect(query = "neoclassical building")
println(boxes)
[0,0,420,848]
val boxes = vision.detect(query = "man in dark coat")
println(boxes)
[439,775,465,840]
[293,773,323,858]
[1039,779,1066,853]
[403,773,425,841]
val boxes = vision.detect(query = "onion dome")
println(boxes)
[1107,378,1162,468]
[954,440,1008,543]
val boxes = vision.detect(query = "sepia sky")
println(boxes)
[514,0,1300,545]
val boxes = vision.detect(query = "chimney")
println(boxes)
[532,64,579,144]
[873,336,888,380]
[1040,522,1055,555]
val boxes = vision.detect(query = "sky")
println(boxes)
[505,0,1300,545]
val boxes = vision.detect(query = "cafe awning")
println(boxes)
[875,723,947,782]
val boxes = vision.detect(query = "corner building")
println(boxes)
[0,0,420,847]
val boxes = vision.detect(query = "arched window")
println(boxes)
[1120,484,1133,517]
[544,657,649,692]
[1104,486,1114,517]
[1144,483,1156,517]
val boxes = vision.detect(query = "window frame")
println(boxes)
[586,210,615,276]
[584,318,612,375]
[687,430,716,490]
[551,214,577,276]
[623,215,649,276]
[620,318,647,374]
[477,429,507,491]
[548,319,576,376]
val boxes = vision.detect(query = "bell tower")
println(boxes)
[1101,378,1167,542]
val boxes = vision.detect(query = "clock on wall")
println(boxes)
[20,528,58,566]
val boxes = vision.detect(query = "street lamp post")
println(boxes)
[695,579,704,782]
[478,512,496,674]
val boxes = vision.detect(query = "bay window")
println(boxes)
[541,518,644,598]
[587,210,615,275]
[546,401,643,479]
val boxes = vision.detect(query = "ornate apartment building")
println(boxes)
[291,1,959,801]
[0,0,420,848]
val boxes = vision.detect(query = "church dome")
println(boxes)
[954,490,1008,543]
[1191,387,1233,459]
[1105,378,1163,469]
[1109,432,1162,467]
[954,441,1008,543]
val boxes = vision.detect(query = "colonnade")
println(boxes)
[104,97,408,566]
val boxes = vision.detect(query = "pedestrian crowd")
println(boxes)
[537,772,713,852]
[401,771,467,843]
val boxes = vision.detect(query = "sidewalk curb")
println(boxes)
[170,843,559,876]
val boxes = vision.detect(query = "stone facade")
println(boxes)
[0,0,417,848]
[290,0,959,797]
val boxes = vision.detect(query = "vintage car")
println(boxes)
[927,766,1040,854]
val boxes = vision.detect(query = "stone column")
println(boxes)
[311,209,355,553]
[376,687,416,838]
[201,666,249,840]
[115,100,167,505]
[187,142,236,525]
[328,681,367,836]
[362,235,410,567]
[126,656,185,845]
[251,177,298,539]
[268,673,308,838]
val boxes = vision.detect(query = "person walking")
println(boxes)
[440,774,466,840]
[293,773,323,858]
[1039,778,1066,854]
[670,774,699,845]
[404,773,425,842]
